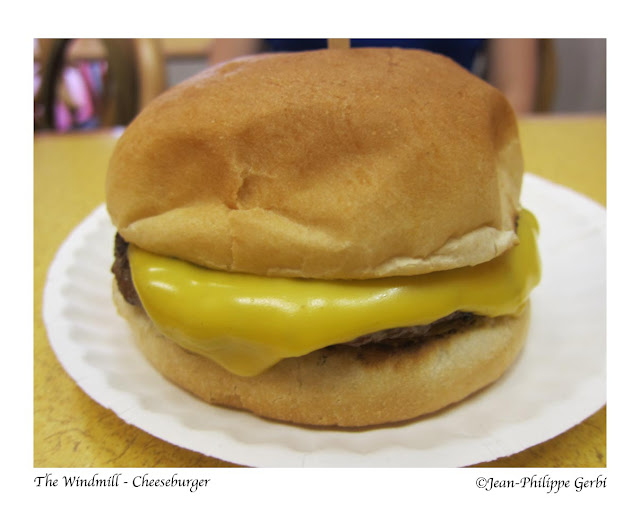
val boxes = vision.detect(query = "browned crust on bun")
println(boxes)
[113,282,530,427]
[106,48,523,280]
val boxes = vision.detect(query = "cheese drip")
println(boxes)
[129,209,541,376]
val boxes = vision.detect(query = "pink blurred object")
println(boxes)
[62,66,94,124]
[35,59,106,131]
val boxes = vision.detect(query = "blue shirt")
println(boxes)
[266,39,485,71]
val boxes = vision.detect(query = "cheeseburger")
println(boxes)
[106,48,541,427]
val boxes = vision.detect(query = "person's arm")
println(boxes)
[209,39,263,65]
[486,39,539,114]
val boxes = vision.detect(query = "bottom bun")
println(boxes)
[113,281,530,427]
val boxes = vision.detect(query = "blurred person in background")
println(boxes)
[209,38,539,114]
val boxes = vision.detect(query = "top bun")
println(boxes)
[106,48,523,279]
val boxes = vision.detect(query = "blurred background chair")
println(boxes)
[535,39,557,112]
[34,38,166,131]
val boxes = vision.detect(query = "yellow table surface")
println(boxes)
[34,114,606,468]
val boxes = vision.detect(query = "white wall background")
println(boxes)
[166,39,607,114]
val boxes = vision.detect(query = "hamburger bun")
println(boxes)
[106,48,523,280]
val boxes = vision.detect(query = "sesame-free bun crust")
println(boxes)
[106,48,523,279]
[113,282,530,427]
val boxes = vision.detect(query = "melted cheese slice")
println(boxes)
[129,209,541,376]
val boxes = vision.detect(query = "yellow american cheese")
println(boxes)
[129,209,541,376]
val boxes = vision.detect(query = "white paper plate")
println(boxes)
[42,174,606,467]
